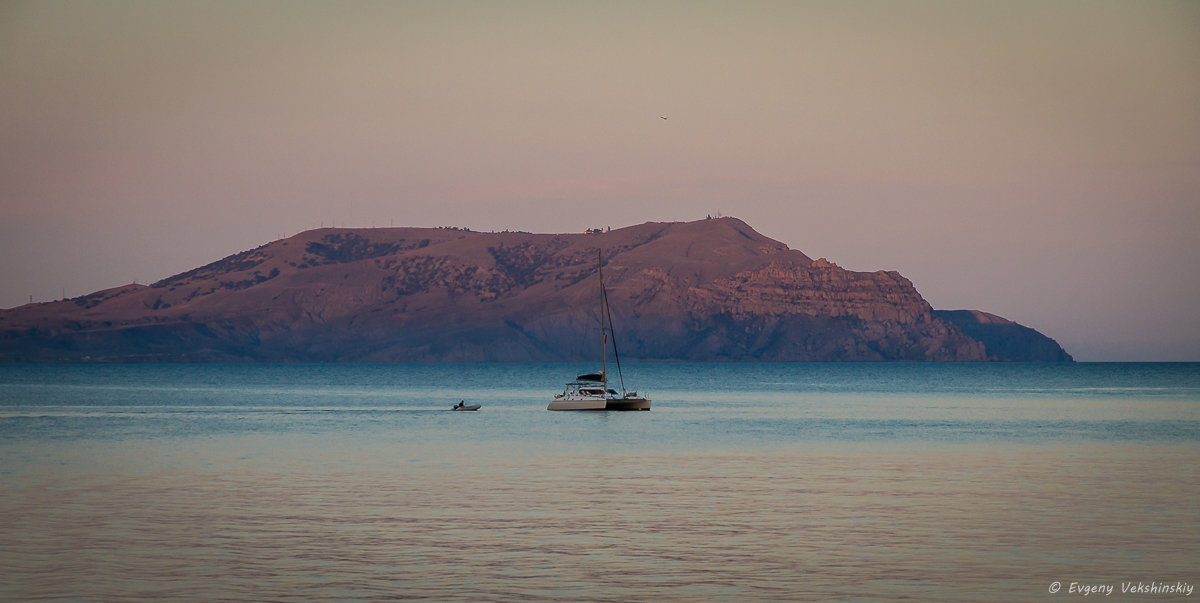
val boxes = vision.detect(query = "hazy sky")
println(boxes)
[2,1,1198,361]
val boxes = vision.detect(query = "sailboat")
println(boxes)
[548,251,651,411]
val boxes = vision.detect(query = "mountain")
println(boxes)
[0,218,1070,362]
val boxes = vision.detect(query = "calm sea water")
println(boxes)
[1,363,1197,601]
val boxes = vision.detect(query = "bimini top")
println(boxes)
[575,372,605,382]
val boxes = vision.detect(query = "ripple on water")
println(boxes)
[1,442,1197,601]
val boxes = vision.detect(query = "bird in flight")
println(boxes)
[660,116,668,120]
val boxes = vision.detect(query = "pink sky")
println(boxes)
[2,1,1198,360]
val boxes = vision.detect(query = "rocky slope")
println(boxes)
[0,218,1071,362]
[934,310,1074,362]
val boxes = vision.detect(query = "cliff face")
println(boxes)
[0,218,1069,362]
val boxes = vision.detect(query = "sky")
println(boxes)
[1,1,1198,361]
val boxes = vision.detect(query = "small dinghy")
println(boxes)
[451,402,481,411]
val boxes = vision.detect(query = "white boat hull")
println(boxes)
[547,396,650,411]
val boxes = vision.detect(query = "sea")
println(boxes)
[1,362,1197,602]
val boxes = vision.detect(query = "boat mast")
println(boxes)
[598,249,607,390]
[598,250,629,396]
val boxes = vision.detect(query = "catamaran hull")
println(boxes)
[606,397,650,411]
[547,397,650,411]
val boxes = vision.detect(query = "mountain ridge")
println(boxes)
[0,217,1071,362]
